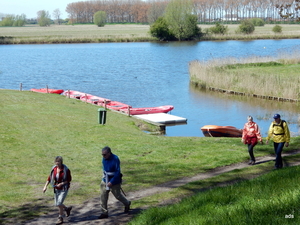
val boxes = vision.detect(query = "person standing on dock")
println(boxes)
[266,114,290,169]
[98,146,131,219]
[242,116,263,165]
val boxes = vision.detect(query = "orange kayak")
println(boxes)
[31,88,64,94]
[120,105,174,115]
[201,125,242,137]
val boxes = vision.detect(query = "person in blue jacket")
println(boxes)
[98,146,131,219]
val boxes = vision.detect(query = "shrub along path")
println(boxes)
[25,150,300,225]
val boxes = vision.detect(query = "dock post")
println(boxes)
[159,125,166,135]
[19,83,22,91]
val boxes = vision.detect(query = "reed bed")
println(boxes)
[189,50,300,101]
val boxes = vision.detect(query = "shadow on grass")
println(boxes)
[0,198,52,224]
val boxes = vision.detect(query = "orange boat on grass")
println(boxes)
[200,125,242,137]
[31,88,64,94]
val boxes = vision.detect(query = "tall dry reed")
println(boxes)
[189,49,300,100]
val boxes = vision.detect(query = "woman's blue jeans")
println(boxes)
[274,142,285,168]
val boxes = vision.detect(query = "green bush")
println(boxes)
[182,14,202,40]
[236,20,255,34]
[150,14,201,41]
[94,11,106,27]
[209,22,228,35]
[272,25,282,33]
[150,17,176,41]
[250,18,265,26]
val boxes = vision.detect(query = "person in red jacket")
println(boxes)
[43,156,72,225]
[242,116,263,165]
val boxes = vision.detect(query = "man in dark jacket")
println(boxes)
[98,146,131,219]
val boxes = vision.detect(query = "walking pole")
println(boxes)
[121,187,126,196]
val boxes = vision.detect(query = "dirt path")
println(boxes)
[25,150,300,225]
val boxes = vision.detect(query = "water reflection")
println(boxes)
[188,84,300,137]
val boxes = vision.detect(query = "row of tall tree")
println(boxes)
[65,0,299,24]
[0,14,26,26]
[0,8,64,26]
[36,9,63,26]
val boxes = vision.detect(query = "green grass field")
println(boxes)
[1,24,300,44]
[1,90,300,224]
[129,164,300,225]
[0,24,154,44]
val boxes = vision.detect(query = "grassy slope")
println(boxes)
[129,164,300,225]
[1,90,300,224]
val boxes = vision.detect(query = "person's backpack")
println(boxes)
[273,120,286,134]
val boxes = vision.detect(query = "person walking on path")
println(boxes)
[43,156,72,225]
[242,116,263,165]
[98,146,131,219]
[266,114,290,169]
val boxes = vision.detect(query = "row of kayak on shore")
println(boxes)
[30,88,174,116]
[30,88,242,137]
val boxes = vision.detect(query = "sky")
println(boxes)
[0,0,74,19]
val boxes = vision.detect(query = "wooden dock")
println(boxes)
[133,113,187,125]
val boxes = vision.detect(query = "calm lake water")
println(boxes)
[1,39,300,137]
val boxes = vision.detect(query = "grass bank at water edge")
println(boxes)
[1,90,300,224]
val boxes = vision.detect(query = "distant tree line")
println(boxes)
[0,8,64,26]
[0,0,298,27]
[0,14,26,26]
[65,0,300,24]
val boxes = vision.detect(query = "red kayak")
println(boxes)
[31,88,64,94]
[200,125,242,137]
[120,105,174,115]
[80,95,110,105]
[100,100,131,111]
[63,90,86,99]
